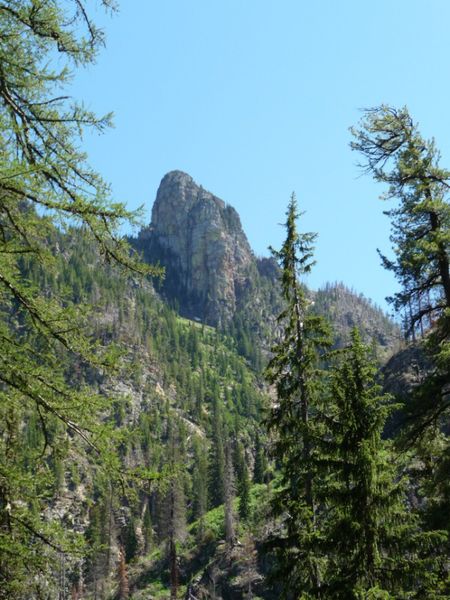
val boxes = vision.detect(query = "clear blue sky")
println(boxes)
[72,1,450,314]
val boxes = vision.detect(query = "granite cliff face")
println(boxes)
[137,171,258,326]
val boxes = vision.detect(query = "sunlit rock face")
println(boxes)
[136,171,401,357]
[138,170,255,326]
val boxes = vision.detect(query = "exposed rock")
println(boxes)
[135,171,401,359]
[312,282,402,359]
[185,538,268,600]
[382,343,432,399]
[138,171,255,326]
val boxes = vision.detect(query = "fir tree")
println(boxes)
[208,395,226,508]
[224,440,236,546]
[323,328,447,597]
[253,431,267,485]
[351,106,450,538]
[265,194,331,596]
[192,436,208,536]
[235,441,251,522]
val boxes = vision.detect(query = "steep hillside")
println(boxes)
[15,229,271,599]
[313,282,401,359]
[8,176,403,599]
[134,171,400,362]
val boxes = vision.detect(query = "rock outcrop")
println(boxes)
[135,171,401,359]
[137,171,256,326]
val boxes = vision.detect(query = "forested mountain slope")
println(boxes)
[1,2,447,597]
[4,177,402,598]
[9,227,270,598]
[134,170,401,365]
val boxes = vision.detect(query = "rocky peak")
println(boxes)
[136,172,400,360]
[138,171,256,326]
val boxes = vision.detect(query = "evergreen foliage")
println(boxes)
[323,329,447,597]
[352,107,450,563]
[208,394,226,509]
[191,436,209,529]
[351,105,450,334]
[1,18,448,597]
[0,1,162,595]
[235,441,251,522]
[253,431,268,484]
[265,194,331,596]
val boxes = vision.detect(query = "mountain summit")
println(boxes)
[137,170,257,326]
[135,171,400,358]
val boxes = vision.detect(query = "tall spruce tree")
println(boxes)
[323,329,447,598]
[208,394,226,508]
[235,441,251,522]
[265,194,331,597]
[224,440,236,546]
[253,431,267,485]
[191,436,208,529]
[160,420,187,600]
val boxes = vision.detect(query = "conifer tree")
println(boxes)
[351,105,450,332]
[142,501,153,554]
[351,105,450,527]
[155,421,187,600]
[253,432,267,484]
[265,194,331,596]
[235,441,251,522]
[323,328,447,597]
[224,440,236,546]
[0,2,159,595]
[208,395,226,508]
[192,436,208,535]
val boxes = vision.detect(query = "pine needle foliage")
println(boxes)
[351,108,450,537]
[351,105,450,333]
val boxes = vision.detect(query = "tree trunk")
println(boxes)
[429,210,450,308]
[117,546,129,600]
[224,442,236,546]
[170,537,178,600]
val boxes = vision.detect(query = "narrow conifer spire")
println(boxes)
[265,194,331,596]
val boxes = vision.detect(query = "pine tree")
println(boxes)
[351,105,450,333]
[265,194,331,596]
[161,421,187,600]
[224,440,236,546]
[208,395,226,508]
[192,436,208,537]
[323,329,447,597]
[142,500,153,554]
[351,106,450,534]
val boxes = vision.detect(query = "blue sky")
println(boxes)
[72,1,450,313]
